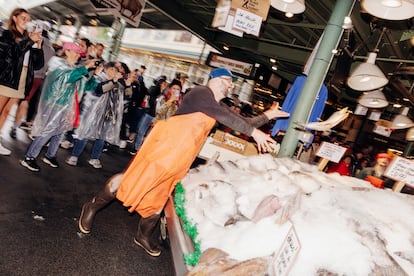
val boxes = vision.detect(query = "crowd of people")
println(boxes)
[1,7,403,260]
[0,8,202,172]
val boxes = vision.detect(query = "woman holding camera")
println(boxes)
[0,8,43,155]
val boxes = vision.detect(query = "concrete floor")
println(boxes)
[0,120,175,275]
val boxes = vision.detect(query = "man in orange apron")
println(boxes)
[77,68,289,257]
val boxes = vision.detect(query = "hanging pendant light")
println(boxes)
[391,107,414,129]
[406,127,414,141]
[358,88,389,108]
[361,0,414,21]
[347,52,389,91]
[271,0,306,16]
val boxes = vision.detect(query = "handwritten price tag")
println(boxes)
[232,8,262,36]
[315,141,347,163]
[272,224,301,276]
[384,156,414,187]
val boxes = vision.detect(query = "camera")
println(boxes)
[94,60,103,66]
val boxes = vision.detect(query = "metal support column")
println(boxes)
[109,18,127,61]
[278,0,356,158]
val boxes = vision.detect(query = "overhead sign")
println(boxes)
[233,8,261,36]
[212,0,270,37]
[89,0,146,27]
[384,156,414,187]
[206,52,254,77]
[232,0,270,19]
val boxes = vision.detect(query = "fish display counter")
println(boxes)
[165,155,414,275]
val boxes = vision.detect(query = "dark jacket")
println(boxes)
[147,84,162,117]
[0,30,44,96]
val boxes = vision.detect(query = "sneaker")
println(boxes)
[0,141,11,155]
[129,150,137,156]
[88,159,102,169]
[9,127,16,139]
[60,140,74,149]
[102,142,110,152]
[119,140,127,149]
[42,156,59,168]
[20,158,40,172]
[19,122,32,131]
[66,156,78,166]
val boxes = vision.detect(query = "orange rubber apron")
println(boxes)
[116,112,216,218]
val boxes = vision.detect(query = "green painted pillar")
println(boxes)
[278,0,356,158]
[109,18,127,61]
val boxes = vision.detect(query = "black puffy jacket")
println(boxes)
[0,30,44,96]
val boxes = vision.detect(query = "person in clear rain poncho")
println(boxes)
[20,42,100,172]
[65,61,132,169]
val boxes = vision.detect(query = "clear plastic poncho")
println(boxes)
[31,56,98,137]
[75,73,124,146]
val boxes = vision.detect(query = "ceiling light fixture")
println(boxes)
[391,107,414,129]
[270,58,276,63]
[358,89,389,108]
[406,127,414,141]
[271,0,306,15]
[223,45,229,51]
[361,0,414,20]
[347,52,388,91]
[347,27,388,91]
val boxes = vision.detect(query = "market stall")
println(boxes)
[166,154,414,275]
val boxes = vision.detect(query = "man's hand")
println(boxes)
[251,128,277,153]
[264,102,289,120]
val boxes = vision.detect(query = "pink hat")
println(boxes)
[62,42,82,54]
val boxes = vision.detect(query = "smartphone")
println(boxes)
[35,23,43,33]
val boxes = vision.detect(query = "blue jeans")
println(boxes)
[134,112,154,151]
[25,133,63,160]
[71,138,105,159]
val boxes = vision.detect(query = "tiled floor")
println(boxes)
[0,115,174,275]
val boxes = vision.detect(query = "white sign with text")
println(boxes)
[232,8,262,36]
[316,142,347,163]
[384,156,414,187]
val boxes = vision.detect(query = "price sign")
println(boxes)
[272,224,301,276]
[384,156,414,187]
[315,141,347,163]
[232,8,262,36]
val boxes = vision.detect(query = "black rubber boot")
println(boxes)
[134,214,161,257]
[78,177,117,234]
